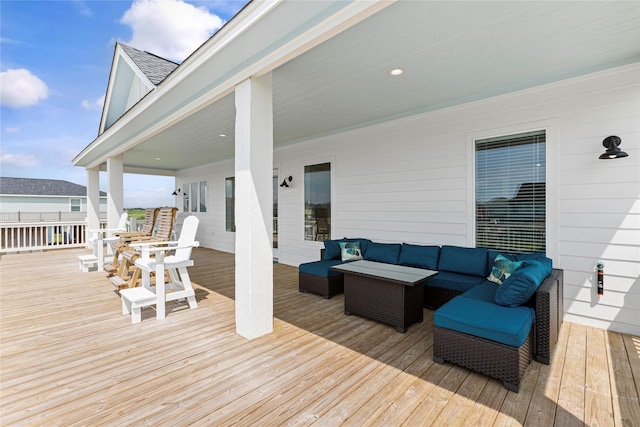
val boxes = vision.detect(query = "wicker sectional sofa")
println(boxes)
[298,239,564,392]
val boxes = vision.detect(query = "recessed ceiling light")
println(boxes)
[155,157,161,160]
[219,133,227,137]
[389,68,405,76]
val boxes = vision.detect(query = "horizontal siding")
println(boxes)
[553,66,640,336]
[177,161,236,254]
[178,63,640,335]
[559,226,640,246]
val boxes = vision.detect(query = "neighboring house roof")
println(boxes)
[0,177,106,197]
[119,44,179,85]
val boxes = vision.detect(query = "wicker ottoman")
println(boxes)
[298,271,344,299]
[433,326,533,392]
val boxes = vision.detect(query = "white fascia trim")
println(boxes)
[97,44,156,135]
[98,45,120,135]
[78,0,281,168]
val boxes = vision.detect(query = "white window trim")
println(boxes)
[302,155,336,246]
[466,120,557,262]
[69,198,81,212]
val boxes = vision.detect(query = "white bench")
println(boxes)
[78,254,98,272]
[121,287,158,324]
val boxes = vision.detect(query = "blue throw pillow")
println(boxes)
[364,242,401,264]
[398,244,440,270]
[324,238,372,259]
[323,240,342,260]
[494,258,553,307]
[342,238,372,256]
[487,250,548,274]
[438,246,488,277]
[339,241,363,261]
[487,254,523,285]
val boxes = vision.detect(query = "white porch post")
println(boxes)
[86,167,100,247]
[234,73,274,339]
[107,155,124,229]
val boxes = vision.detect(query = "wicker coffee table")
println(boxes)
[332,260,437,332]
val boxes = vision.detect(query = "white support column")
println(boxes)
[86,167,100,247]
[234,73,274,339]
[107,155,124,229]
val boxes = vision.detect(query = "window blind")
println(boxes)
[476,130,546,253]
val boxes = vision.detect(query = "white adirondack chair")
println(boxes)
[80,213,128,272]
[120,215,200,324]
[101,213,130,250]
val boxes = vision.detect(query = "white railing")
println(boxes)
[0,211,105,223]
[1,221,86,253]
[0,212,144,253]
[0,220,107,254]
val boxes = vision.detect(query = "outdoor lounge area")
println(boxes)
[1,247,638,425]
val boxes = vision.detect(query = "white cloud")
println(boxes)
[0,149,40,168]
[81,94,105,111]
[0,37,21,45]
[71,0,93,17]
[0,69,48,108]
[120,0,224,62]
[4,127,20,134]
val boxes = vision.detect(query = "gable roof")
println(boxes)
[119,44,179,86]
[98,43,179,134]
[0,177,106,197]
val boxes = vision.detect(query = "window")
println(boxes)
[304,162,331,241]
[199,181,207,212]
[182,183,189,212]
[476,130,546,253]
[70,199,81,212]
[181,181,206,212]
[225,177,235,232]
[190,182,198,212]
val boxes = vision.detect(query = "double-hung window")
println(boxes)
[475,130,546,253]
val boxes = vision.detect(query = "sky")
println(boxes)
[0,0,247,208]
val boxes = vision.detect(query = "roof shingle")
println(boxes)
[119,44,179,86]
[0,177,105,197]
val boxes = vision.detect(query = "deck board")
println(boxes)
[0,247,638,426]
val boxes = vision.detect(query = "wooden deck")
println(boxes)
[1,248,638,426]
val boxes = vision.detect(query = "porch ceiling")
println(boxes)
[113,1,640,172]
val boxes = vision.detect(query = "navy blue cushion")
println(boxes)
[459,280,499,303]
[364,242,401,264]
[323,240,342,260]
[494,258,553,307]
[434,296,534,347]
[299,260,348,277]
[426,271,485,293]
[398,244,440,270]
[438,246,488,277]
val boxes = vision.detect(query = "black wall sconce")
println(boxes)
[599,135,628,159]
[280,176,293,188]
[171,188,182,196]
